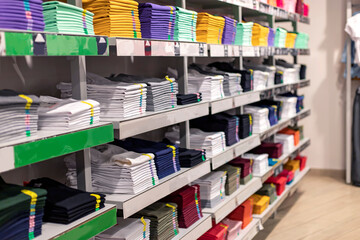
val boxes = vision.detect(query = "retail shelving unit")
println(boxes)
[173,214,213,240]
[0,0,311,239]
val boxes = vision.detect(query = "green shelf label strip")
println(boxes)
[54,207,117,240]
[0,31,109,56]
[14,124,114,168]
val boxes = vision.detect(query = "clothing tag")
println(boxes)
[134,84,144,113]
[236,168,240,189]
[141,217,147,239]
[19,94,33,137]
[22,189,38,239]
[131,10,137,38]
[220,171,227,199]
[90,194,101,211]
[167,145,178,172]
[166,204,178,236]
[168,7,174,40]
[81,101,94,125]
[143,154,156,186]
[165,76,175,108]
[192,185,202,219]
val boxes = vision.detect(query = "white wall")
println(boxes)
[297,0,347,170]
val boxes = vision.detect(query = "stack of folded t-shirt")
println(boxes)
[132,202,179,240]
[274,28,287,48]
[250,194,270,215]
[196,12,225,44]
[250,102,278,126]
[244,106,270,133]
[95,217,150,240]
[0,0,45,31]
[37,96,100,130]
[274,95,298,119]
[276,59,300,84]
[222,218,243,239]
[193,171,227,208]
[178,148,206,167]
[190,63,242,97]
[238,114,253,139]
[257,99,283,121]
[243,67,268,90]
[244,62,276,87]
[274,134,295,154]
[27,177,105,224]
[165,126,226,158]
[0,177,47,240]
[64,144,159,194]
[138,3,176,40]
[42,1,95,35]
[295,32,309,49]
[198,222,229,240]
[57,72,148,120]
[280,92,304,113]
[218,165,241,196]
[285,32,297,48]
[208,62,253,93]
[176,93,202,105]
[162,185,203,228]
[83,0,142,38]
[188,68,224,101]
[229,157,253,185]
[252,23,269,46]
[191,113,239,146]
[242,153,269,176]
[267,27,275,47]
[173,7,198,42]
[256,184,277,204]
[235,22,253,46]
[114,138,181,180]
[222,16,237,45]
[279,127,300,146]
[0,89,40,144]
[108,74,178,112]
[227,199,253,229]
[251,142,283,159]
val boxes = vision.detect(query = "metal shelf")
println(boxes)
[173,214,213,240]
[234,218,263,240]
[253,167,310,225]
[202,177,263,224]
[106,161,211,218]
[0,29,108,56]
[109,37,310,57]
[35,204,117,240]
[254,138,311,183]
[211,135,261,170]
[0,123,114,174]
[106,102,210,140]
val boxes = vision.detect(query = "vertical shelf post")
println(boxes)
[68,0,93,192]
[346,0,353,184]
[234,5,243,115]
[176,0,190,149]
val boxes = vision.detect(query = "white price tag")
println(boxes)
[116,39,145,56]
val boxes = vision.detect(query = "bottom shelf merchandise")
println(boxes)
[0,176,116,240]
[196,160,309,240]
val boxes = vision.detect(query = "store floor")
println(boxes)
[254,171,360,240]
